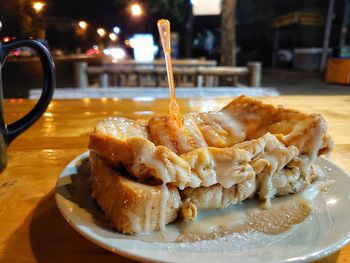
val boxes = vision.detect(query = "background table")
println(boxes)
[0,96,349,262]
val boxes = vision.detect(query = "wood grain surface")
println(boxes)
[0,96,349,263]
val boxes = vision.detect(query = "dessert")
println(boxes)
[89,95,333,235]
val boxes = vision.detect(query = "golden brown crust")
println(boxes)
[89,133,132,165]
[221,95,334,155]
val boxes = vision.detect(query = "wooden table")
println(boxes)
[0,96,349,263]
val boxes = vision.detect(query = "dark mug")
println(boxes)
[0,39,55,172]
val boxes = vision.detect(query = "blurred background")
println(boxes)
[1,0,350,98]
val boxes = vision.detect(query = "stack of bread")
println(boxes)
[89,95,333,234]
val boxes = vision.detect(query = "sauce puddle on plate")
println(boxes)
[132,185,321,243]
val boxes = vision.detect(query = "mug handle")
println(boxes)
[1,39,55,144]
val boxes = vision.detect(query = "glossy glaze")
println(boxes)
[0,96,349,262]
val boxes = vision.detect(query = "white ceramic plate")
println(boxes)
[55,152,350,263]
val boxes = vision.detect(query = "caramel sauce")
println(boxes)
[157,19,181,127]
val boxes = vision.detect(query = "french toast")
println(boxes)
[89,95,333,234]
[90,152,181,234]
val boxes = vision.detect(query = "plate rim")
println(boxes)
[55,151,350,263]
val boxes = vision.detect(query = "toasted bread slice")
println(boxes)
[91,128,299,190]
[89,96,333,189]
[90,151,321,233]
[90,152,181,234]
